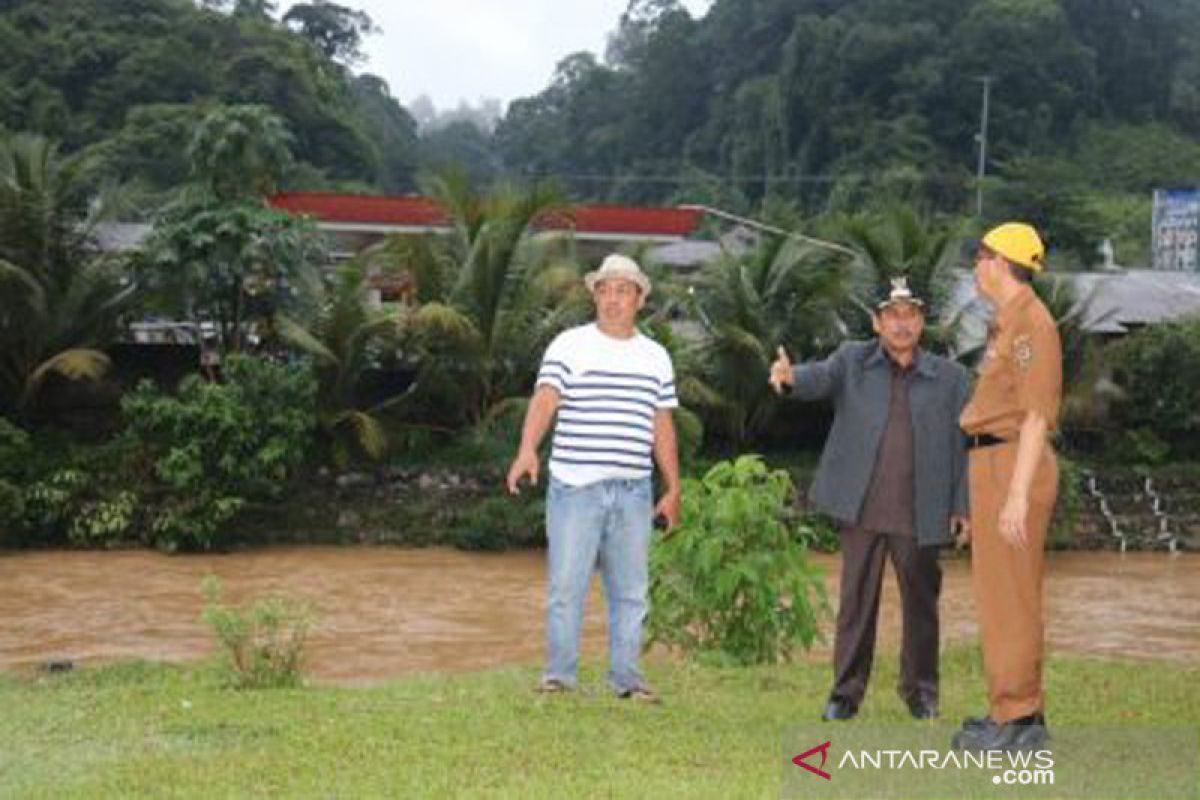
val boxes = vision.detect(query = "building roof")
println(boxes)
[270,193,446,228]
[268,192,702,239]
[943,268,1200,353]
[1070,270,1200,333]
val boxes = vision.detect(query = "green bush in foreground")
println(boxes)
[648,455,829,665]
[200,576,314,689]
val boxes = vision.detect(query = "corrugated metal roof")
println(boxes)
[943,268,1200,353]
[1072,270,1200,332]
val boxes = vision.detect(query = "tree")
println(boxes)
[686,232,852,446]
[349,74,419,193]
[495,52,631,195]
[86,103,207,196]
[187,104,293,201]
[822,203,965,346]
[382,170,583,425]
[283,1,378,66]
[940,0,1097,159]
[988,155,1105,268]
[144,200,324,353]
[419,120,501,189]
[275,261,406,465]
[143,105,323,354]
[232,0,277,19]
[0,133,134,419]
[0,0,406,192]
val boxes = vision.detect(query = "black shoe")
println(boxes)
[951,714,1049,751]
[821,697,858,721]
[907,696,939,720]
[1007,720,1050,750]
[961,713,993,729]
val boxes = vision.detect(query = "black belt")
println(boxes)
[967,433,1009,450]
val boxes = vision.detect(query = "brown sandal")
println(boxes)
[536,679,571,694]
[617,686,660,704]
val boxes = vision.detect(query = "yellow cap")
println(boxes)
[982,222,1045,272]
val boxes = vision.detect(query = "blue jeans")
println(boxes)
[543,476,652,692]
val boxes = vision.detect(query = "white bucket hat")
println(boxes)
[584,254,652,298]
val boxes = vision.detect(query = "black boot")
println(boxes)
[951,713,1049,751]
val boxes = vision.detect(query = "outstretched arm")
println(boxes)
[783,343,847,402]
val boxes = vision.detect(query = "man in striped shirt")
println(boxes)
[506,254,681,703]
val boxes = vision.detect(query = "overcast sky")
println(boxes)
[278,1,712,112]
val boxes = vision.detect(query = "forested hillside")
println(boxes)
[496,0,1200,262]
[0,0,419,197]
[4,0,1200,262]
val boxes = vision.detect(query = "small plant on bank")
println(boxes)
[200,576,314,689]
[647,455,829,665]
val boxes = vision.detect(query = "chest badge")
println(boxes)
[1013,335,1033,369]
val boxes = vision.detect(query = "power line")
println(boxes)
[514,170,976,186]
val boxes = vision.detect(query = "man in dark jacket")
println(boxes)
[769,277,970,721]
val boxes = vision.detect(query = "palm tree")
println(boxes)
[378,170,586,425]
[0,134,134,420]
[275,261,405,466]
[686,234,853,446]
[821,203,965,349]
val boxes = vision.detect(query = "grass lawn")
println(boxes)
[2,647,1197,799]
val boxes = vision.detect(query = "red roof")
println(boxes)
[543,204,701,236]
[269,192,701,237]
[270,192,447,226]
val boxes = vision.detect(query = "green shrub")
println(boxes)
[1114,428,1171,467]
[1,435,143,548]
[22,468,88,534]
[0,420,36,539]
[647,455,829,665]
[67,490,139,546]
[0,419,31,480]
[0,478,23,538]
[447,494,545,551]
[1049,453,1085,550]
[673,406,705,469]
[200,576,314,689]
[122,355,316,550]
[1108,318,1200,458]
[796,510,841,552]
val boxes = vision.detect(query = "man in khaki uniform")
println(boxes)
[953,222,1061,751]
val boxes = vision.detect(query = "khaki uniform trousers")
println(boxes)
[969,440,1057,723]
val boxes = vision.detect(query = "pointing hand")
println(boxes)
[768,345,794,395]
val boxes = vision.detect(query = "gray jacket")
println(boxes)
[790,341,970,546]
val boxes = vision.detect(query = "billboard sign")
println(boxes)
[1152,188,1200,271]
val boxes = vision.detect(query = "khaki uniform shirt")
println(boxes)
[960,285,1062,437]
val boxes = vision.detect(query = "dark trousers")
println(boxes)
[831,526,942,708]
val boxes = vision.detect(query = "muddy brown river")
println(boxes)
[0,549,1196,683]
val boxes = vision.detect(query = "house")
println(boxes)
[267,191,704,263]
[943,268,1200,355]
